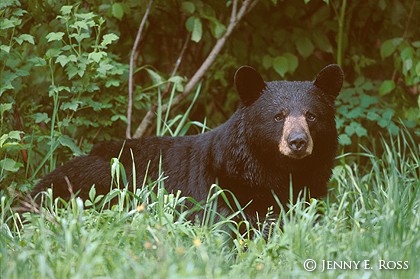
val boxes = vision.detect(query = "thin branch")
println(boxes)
[126,0,153,139]
[152,34,190,112]
[170,34,190,78]
[137,35,190,136]
[391,0,415,81]
[133,0,258,138]
[230,0,238,26]
[402,0,415,39]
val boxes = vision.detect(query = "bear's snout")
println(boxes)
[278,115,314,159]
[287,131,308,153]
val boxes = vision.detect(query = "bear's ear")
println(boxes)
[234,66,266,106]
[313,64,344,98]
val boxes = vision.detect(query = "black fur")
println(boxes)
[33,65,343,223]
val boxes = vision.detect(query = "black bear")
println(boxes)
[32,64,343,224]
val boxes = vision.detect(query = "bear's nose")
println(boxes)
[287,132,308,152]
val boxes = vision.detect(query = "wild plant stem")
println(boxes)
[126,0,154,139]
[337,0,346,67]
[49,59,57,171]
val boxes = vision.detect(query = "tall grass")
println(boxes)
[1,128,418,278]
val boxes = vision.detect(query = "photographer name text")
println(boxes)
[303,259,409,272]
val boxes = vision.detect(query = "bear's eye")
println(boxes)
[306,112,317,122]
[274,112,286,122]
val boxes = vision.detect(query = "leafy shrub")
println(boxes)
[1,1,419,192]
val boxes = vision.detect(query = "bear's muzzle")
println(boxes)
[278,115,313,159]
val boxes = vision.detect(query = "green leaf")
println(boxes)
[367,111,380,121]
[46,32,65,42]
[400,46,414,60]
[168,76,185,91]
[68,54,77,63]
[182,2,195,14]
[416,61,420,77]
[14,37,24,45]
[97,62,113,75]
[262,55,272,69]
[382,109,394,121]
[186,16,194,32]
[312,31,332,53]
[0,103,13,115]
[388,123,399,135]
[86,99,111,111]
[45,48,62,59]
[105,80,120,88]
[380,38,400,59]
[75,12,95,20]
[354,76,365,87]
[379,80,395,96]
[111,114,127,122]
[89,185,96,201]
[12,8,27,17]
[0,45,10,53]
[48,85,70,97]
[58,135,84,156]
[88,51,106,63]
[0,135,7,148]
[338,134,352,146]
[56,55,70,67]
[0,131,22,148]
[347,107,364,118]
[345,124,355,136]
[14,34,35,45]
[145,68,163,84]
[0,158,23,172]
[380,40,395,59]
[362,81,374,91]
[360,94,377,108]
[72,21,89,30]
[112,3,124,20]
[34,112,50,124]
[66,63,79,79]
[284,52,298,73]
[186,16,202,43]
[378,118,389,128]
[64,57,87,79]
[69,33,89,44]
[273,56,288,77]
[296,37,314,59]
[15,68,29,77]
[355,125,367,137]
[101,33,119,47]
[61,100,81,111]
[210,21,226,39]
[403,107,418,124]
[191,17,202,43]
[8,131,22,141]
[0,0,16,10]
[29,57,47,67]
[403,58,413,73]
[60,5,73,15]
[0,18,21,30]
[0,70,18,96]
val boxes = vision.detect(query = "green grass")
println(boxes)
[1,129,419,279]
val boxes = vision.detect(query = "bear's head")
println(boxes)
[234,64,343,162]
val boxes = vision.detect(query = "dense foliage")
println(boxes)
[0,0,419,277]
[1,0,419,188]
[2,129,419,278]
